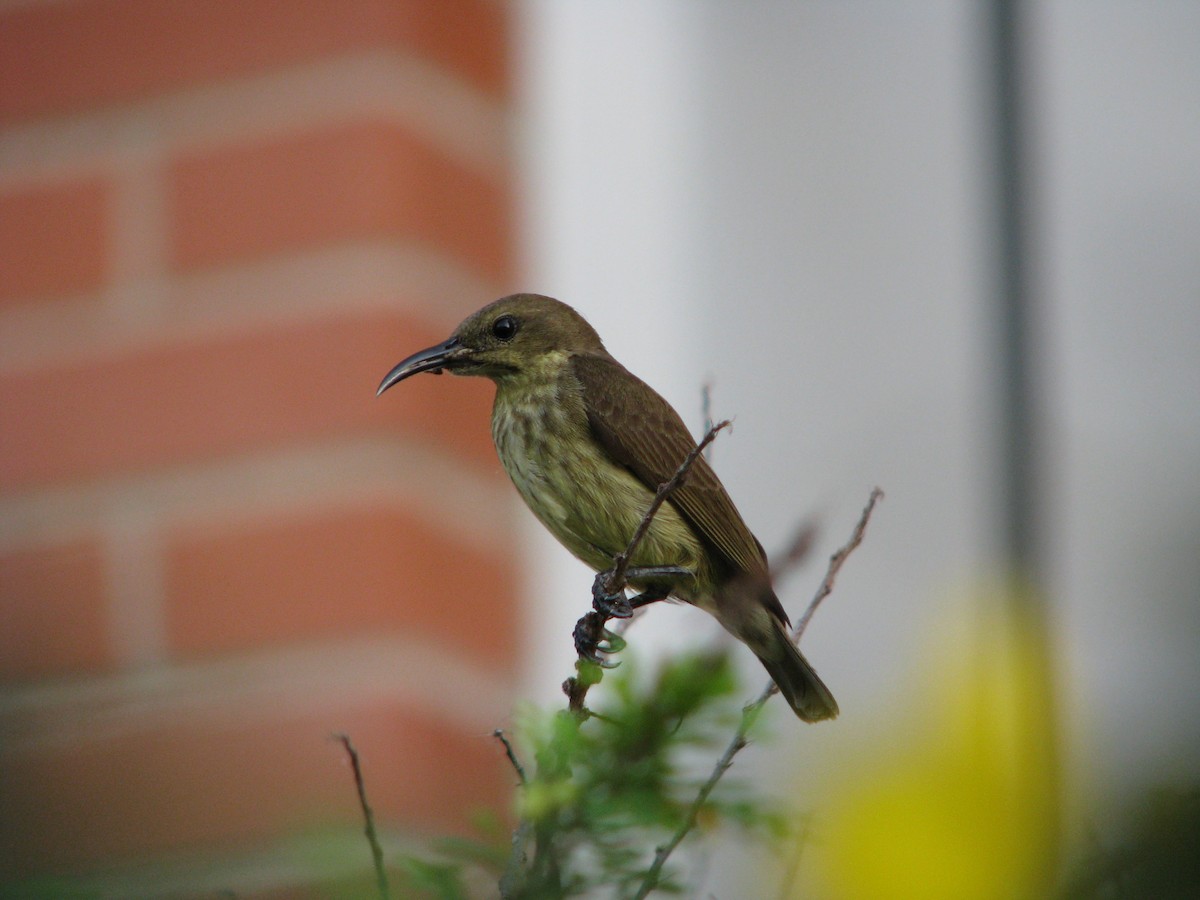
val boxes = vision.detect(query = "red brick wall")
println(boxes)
[0,1,520,892]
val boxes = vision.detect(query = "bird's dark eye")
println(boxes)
[491,315,519,342]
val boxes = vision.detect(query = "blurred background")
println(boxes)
[1,1,1197,896]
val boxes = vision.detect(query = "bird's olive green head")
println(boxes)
[377,293,605,394]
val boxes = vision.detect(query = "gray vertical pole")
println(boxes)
[987,0,1061,885]
[990,0,1039,575]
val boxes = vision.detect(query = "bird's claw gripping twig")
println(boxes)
[591,565,691,618]
[591,571,633,618]
[573,612,623,667]
[578,568,688,665]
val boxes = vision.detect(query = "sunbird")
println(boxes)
[378,294,837,721]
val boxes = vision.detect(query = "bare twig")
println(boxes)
[604,419,731,597]
[535,419,740,896]
[564,419,733,714]
[495,729,539,895]
[701,382,715,461]
[793,487,883,641]
[631,703,755,900]
[563,661,599,715]
[632,486,884,899]
[499,820,533,899]
[493,729,527,785]
[334,733,390,900]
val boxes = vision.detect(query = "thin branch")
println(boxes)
[701,382,715,461]
[631,706,754,900]
[493,729,527,785]
[564,420,733,714]
[563,661,602,715]
[793,487,883,641]
[632,486,884,899]
[540,419,741,893]
[604,419,731,596]
[499,820,533,899]
[494,730,535,895]
[334,733,390,900]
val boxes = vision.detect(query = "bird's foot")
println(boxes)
[591,571,633,619]
[581,567,691,665]
[591,566,691,618]
[573,612,625,667]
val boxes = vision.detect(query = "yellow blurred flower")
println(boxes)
[811,584,1060,900]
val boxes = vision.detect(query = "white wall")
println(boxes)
[517,0,1200,889]
[1038,0,1200,797]
[516,2,711,692]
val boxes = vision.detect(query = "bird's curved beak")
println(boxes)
[376,336,463,396]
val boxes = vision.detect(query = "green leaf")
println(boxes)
[398,856,470,900]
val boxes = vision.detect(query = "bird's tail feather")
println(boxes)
[754,619,839,723]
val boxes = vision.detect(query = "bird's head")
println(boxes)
[377,293,605,394]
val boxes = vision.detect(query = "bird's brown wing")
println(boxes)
[570,352,772,583]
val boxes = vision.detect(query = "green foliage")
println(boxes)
[398,649,794,899]
[399,856,472,899]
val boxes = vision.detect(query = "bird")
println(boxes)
[377,294,838,722]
